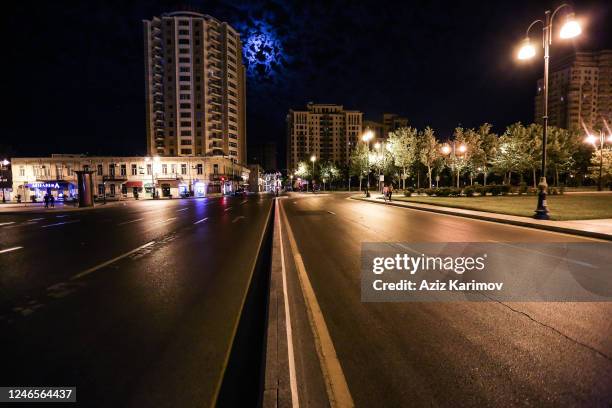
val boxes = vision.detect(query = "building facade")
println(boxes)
[286,103,363,171]
[144,11,247,162]
[10,155,249,202]
[535,50,612,133]
[363,113,409,144]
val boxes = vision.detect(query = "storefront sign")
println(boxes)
[27,182,61,189]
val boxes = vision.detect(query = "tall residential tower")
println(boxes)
[144,11,247,163]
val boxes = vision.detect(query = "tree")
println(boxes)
[294,161,310,179]
[349,143,370,191]
[472,123,498,186]
[320,161,341,190]
[387,127,418,189]
[492,123,531,184]
[588,147,612,190]
[547,126,579,186]
[418,127,441,188]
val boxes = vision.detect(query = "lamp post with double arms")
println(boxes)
[517,4,582,219]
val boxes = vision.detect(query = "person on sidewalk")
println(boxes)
[388,184,394,201]
[383,185,389,202]
[43,194,49,208]
[50,195,55,208]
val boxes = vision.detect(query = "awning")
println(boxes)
[159,180,180,188]
[124,181,143,188]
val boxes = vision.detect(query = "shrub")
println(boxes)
[437,187,451,197]
[500,184,512,195]
[424,188,436,196]
[464,186,476,197]
[449,187,462,196]
[489,184,502,196]
[518,182,528,195]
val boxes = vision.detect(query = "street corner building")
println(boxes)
[9,155,249,202]
[143,11,247,164]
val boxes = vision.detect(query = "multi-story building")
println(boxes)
[10,154,249,202]
[382,113,409,137]
[535,50,612,133]
[144,11,247,163]
[286,103,363,171]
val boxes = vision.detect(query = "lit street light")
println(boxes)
[516,4,582,219]
[310,155,316,193]
[362,130,374,197]
[1,159,9,203]
[144,156,161,199]
[440,141,468,188]
[584,121,612,191]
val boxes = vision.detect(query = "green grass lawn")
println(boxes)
[394,194,612,220]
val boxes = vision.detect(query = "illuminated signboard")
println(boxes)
[27,182,61,189]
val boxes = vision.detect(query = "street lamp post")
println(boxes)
[310,155,316,193]
[362,130,374,197]
[585,126,612,191]
[517,4,582,219]
[440,142,467,188]
[1,159,9,203]
[145,156,160,199]
[374,142,382,193]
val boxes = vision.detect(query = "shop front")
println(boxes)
[193,181,206,197]
[123,181,143,198]
[25,181,77,202]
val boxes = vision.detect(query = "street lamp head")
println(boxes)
[374,142,381,150]
[517,38,536,60]
[310,155,316,162]
[560,13,581,39]
[585,134,597,145]
[361,130,374,142]
[440,144,451,155]
[458,144,467,154]
[1,159,9,166]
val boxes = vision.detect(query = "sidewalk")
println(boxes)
[352,195,612,241]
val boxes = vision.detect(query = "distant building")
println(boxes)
[9,154,249,202]
[248,142,278,172]
[363,120,384,143]
[247,164,264,192]
[143,11,247,162]
[382,113,409,137]
[535,50,612,133]
[286,103,363,171]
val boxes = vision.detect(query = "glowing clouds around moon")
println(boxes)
[241,21,286,81]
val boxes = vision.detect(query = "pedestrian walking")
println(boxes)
[383,185,389,201]
[388,184,394,201]
[43,193,49,208]
[50,194,55,208]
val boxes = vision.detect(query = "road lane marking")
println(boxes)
[224,207,232,212]
[55,215,69,218]
[41,220,80,228]
[70,241,155,280]
[240,200,248,205]
[117,218,144,226]
[0,222,15,226]
[177,208,188,212]
[276,199,300,408]
[327,211,336,215]
[27,218,44,221]
[280,201,354,408]
[0,246,23,254]
[232,216,246,223]
[194,217,208,225]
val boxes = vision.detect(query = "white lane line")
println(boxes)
[0,222,16,226]
[41,220,80,228]
[276,200,300,408]
[177,208,188,212]
[117,218,144,226]
[240,200,248,205]
[55,215,69,218]
[327,211,336,215]
[0,246,23,254]
[224,207,232,212]
[194,217,208,225]
[232,216,246,223]
[280,201,354,407]
[70,241,155,280]
[28,218,44,221]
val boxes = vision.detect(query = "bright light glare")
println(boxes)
[310,155,316,162]
[607,135,612,143]
[560,17,581,39]
[518,39,536,60]
[458,144,467,153]
[374,142,381,150]
[441,145,451,155]
[1,159,9,166]
[361,130,374,142]
[585,135,597,145]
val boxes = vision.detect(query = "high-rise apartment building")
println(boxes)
[144,11,247,162]
[535,50,612,133]
[382,113,409,137]
[286,103,362,171]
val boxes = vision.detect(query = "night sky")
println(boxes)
[4,0,611,168]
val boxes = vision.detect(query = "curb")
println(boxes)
[351,196,612,242]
